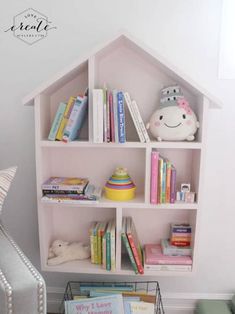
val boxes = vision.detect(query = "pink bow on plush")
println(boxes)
[177,99,192,115]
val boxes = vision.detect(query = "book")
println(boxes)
[117,91,126,143]
[144,263,192,272]
[170,166,176,203]
[56,96,76,140]
[93,89,104,143]
[48,102,67,141]
[165,160,172,203]
[171,223,191,233]
[42,177,89,193]
[105,220,112,270]
[97,221,107,265]
[144,244,192,265]
[123,92,145,143]
[161,239,192,256]
[89,221,97,263]
[161,159,167,203]
[131,100,150,143]
[126,217,144,274]
[112,90,119,143]
[170,241,191,247]
[127,301,155,314]
[110,219,116,271]
[121,217,138,274]
[64,294,124,314]
[158,157,164,203]
[103,88,107,142]
[63,93,88,142]
[41,196,98,205]
[150,150,159,204]
[109,91,115,142]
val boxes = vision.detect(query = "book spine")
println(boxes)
[127,233,144,274]
[93,89,103,143]
[42,189,84,195]
[161,160,167,203]
[102,233,107,269]
[106,229,111,271]
[170,241,191,247]
[158,158,163,204]
[171,236,191,242]
[171,226,191,233]
[171,233,191,238]
[113,90,119,143]
[117,91,126,143]
[97,225,102,265]
[131,100,150,143]
[144,264,192,271]
[89,222,96,264]
[123,92,145,143]
[121,233,138,274]
[170,167,177,203]
[150,150,159,204]
[110,220,116,271]
[93,223,99,264]
[106,90,111,143]
[48,102,67,141]
[109,92,115,142]
[103,89,107,142]
[166,161,172,203]
[56,97,76,140]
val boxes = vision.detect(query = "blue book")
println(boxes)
[117,91,126,143]
[63,95,88,142]
[64,294,124,314]
[48,102,67,141]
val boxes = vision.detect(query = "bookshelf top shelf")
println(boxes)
[40,140,202,150]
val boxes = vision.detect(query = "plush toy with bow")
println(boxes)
[146,85,199,141]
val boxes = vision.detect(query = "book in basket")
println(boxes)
[64,294,124,314]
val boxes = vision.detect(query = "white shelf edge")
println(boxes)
[41,198,198,210]
[40,140,202,150]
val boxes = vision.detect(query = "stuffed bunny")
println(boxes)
[47,239,90,266]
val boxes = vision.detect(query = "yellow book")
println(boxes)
[56,96,76,140]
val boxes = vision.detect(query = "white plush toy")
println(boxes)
[146,85,199,141]
[47,240,90,266]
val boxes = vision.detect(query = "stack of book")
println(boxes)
[150,149,176,204]
[89,219,116,271]
[41,176,101,204]
[144,243,192,272]
[93,88,150,143]
[48,88,88,142]
[121,217,144,274]
[170,223,191,247]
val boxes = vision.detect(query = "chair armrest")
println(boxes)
[0,222,46,314]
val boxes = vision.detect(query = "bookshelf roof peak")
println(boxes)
[23,30,222,108]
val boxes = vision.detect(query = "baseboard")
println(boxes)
[46,286,233,314]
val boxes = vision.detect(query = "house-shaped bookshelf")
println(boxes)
[24,31,221,276]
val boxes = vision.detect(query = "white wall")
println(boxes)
[1,0,235,301]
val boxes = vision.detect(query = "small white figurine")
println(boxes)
[47,239,90,266]
[146,85,199,141]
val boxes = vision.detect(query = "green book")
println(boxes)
[121,217,138,274]
[48,102,67,141]
[105,220,112,271]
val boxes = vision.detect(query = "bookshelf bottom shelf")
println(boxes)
[42,259,193,276]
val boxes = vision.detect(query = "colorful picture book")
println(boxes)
[150,149,177,204]
[48,88,88,142]
[92,88,150,144]
[64,294,124,314]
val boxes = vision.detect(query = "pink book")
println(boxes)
[171,233,191,238]
[109,91,115,142]
[144,244,192,265]
[150,150,159,204]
